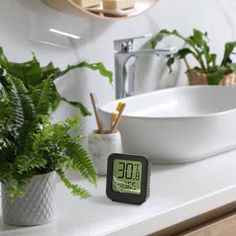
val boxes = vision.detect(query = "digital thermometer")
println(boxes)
[106,153,150,205]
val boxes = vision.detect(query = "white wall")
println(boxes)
[0,0,235,133]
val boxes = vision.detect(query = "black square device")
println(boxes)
[106,153,150,205]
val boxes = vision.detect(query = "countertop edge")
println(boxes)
[104,185,236,236]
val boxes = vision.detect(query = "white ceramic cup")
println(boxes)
[88,130,123,176]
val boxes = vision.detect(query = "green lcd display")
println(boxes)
[106,153,150,205]
[112,159,142,195]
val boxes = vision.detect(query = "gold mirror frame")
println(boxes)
[43,0,159,20]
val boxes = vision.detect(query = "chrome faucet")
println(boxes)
[114,35,177,99]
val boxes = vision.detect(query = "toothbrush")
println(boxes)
[110,102,126,133]
[110,112,118,131]
[90,93,105,134]
[110,102,124,130]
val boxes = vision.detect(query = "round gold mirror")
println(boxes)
[43,0,159,19]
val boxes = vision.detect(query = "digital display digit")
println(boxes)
[112,159,142,195]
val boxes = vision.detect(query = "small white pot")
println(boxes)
[1,171,56,226]
[88,131,123,175]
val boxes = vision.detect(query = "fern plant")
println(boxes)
[0,47,112,199]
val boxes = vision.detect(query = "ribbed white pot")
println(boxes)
[1,171,56,226]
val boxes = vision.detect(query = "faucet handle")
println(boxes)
[114,34,152,53]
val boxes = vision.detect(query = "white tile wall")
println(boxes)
[0,0,235,133]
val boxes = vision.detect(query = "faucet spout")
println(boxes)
[132,47,178,57]
[114,45,177,99]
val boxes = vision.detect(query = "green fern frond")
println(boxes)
[6,181,25,200]
[3,74,35,126]
[56,169,91,199]
[31,79,57,115]
[15,154,47,174]
[4,75,36,153]
[1,75,24,128]
[63,135,97,185]
[5,176,32,200]
[0,74,37,163]
[0,162,13,181]
[0,86,10,137]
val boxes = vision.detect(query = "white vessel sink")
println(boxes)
[99,86,236,163]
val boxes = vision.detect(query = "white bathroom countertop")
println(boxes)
[1,150,236,235]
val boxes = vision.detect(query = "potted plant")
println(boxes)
[0,47,112,226]
[150,29,236,86]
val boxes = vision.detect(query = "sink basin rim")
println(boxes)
[99,85,236,119]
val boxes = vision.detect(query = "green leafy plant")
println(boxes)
[0,47,112,199]
[150,29,236,85]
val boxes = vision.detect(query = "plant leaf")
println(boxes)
[228,63,236,73]
[15,154,47,174]
[62,97,91,116]
[221,41,236,66]
[207,67,225,85]
[0,74,36,150]
[192,29,208,48]
[0,49,43,88]
[63,135,97,185]
[56,169,91,199]
[55,61,113,83]
[32,80,59,115]
[176,48,192,58]
[150,29,186,48]
[150,29,208,69]
[207,53,217,67]
[41,61,61,81]
[0,163,13,180]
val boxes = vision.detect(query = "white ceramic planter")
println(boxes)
[1,171,56,226]
[88,131,123,175]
